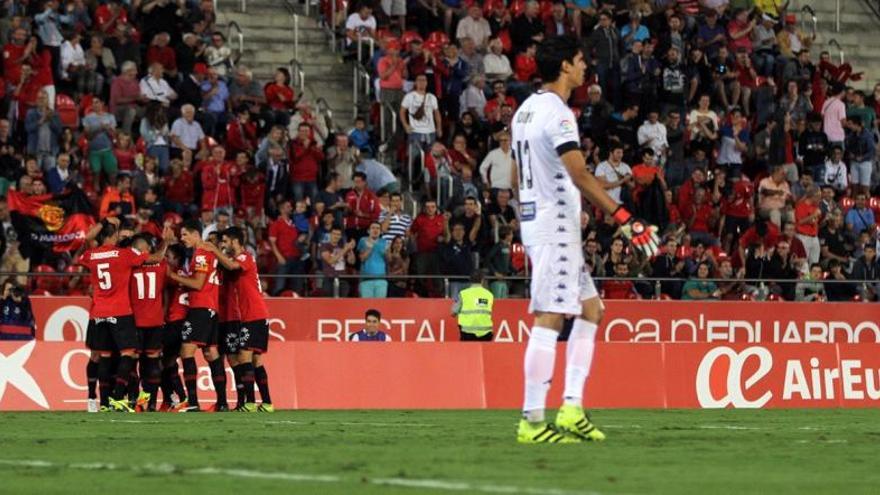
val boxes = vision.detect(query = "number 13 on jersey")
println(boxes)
[515,140,533,190]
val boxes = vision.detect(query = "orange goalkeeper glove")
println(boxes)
[612,206,660,257]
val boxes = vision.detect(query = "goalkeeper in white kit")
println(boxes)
[510,35,660,444]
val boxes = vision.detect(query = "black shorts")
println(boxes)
[138,326,164,354]
[182,308,218,348]
[218,320,241,355]
[85,319,98,350]
[92,315,138,353]
[163,321,184,357]
[240,319,269,354]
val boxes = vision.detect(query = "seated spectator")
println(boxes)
[0,282,34,340]
[845,193,877,237]
[139,62,177,107]
[820,145,848,193]
[483,37,513,82]
[109,61,143,134]
[851,243,879,301]
[146,32,177,77]
[205,31,232,77]
[824,259,856,301]
[225,106,258,157]
[349,309,389,341]
[345,4,377,50]
[758,165,793,227]
[171,104,207,163]
[603,261,638,299]
[795,263,827,302]
[682,262,720,300]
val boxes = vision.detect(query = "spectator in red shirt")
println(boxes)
[199,146,238,212]
[146,33,177,77]
[95,0,128,35]
[225,106,257,157]
[687,188,719,246]
[410,199,446,296]
[794,185,822,265]
[288,122,324,203]
[677,168,706,215]
[264,67,296,127]
[719,178,754,253]
[163,158,194,215]
[268,199,305,295]
[484,80,516,123]
[603,262,638,299]
[345,172,382,240]
[236,152,265,220]
[514,42,538,83]
[3,28,30,86]
[737,216,780,268]
[112,131,138,173]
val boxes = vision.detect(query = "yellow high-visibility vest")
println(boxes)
[457,285,494,337]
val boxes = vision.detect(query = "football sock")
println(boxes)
[160,365,173,404]
[143,357,161,400]
[563,319,598,406]
[240,363,256,404]
[127,366,139,403]
[86,360,98,400]
[232,364,244,407]
[255,365,271,404]
[208,358,227,406]
[182,357,199,406]
[112,356,135,400]
[97,357,112,407]
[522,326,558,423]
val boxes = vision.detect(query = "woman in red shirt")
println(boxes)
[113,131,138,172]
[199,146,238,212]
[225,107,258,157]
[514,42,537,82]
[265,67,297,127]
[163,158,194,214]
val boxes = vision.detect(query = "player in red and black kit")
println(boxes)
[78,220,168,412]
[209,227,273,412]
[128,234,167,412]
[159,243,190,410]
[166,220,228,412]
[215,239,245,409]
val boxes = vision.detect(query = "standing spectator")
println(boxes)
[436,43,470,132]
[199,146,237,213]
[345,4,377,50]
[200,67,229,137]
[821,146,848,193]
[821,83,847,148]
[456,5,492,50]
[264,145,290,212]
[95,0,128,36]
[401,73,442,160]
[544,2,575,38]
[146,32,177,77]
[652,238,685,298]
[779,80,813,123]
[479,131,513,194]
[381,0,407,32]
[326,133,358,191]
[386,235,410,297]
[82,98,118,186]
[586,11,621,106]
[798,112,829,182]
[758,165,792,227]
[319,226,356,296]
[349,309,389,341]
[229,66,269,131]
[358,222,389,298]
[845,193,877,238]
[451,270,495,341]
[717,108,750,179]
[288,122,324,203]
[109,61,142,134]
[140,101,171,174]
[0,282,35,341]
[35,0,64,84]
[441,221,474,297]
[264,68,296,127]
[510,1,545,56]
[225,106,258,157]
[24,89,61,171]
[411,199,445,295]
[620,12,650,52]
[205,31,232,77]
[844,117,874,197]
[637,110,668,160]
[485,225,514,298]
[163,158,194,215]
[345,172,381,240]
[377,39,406,146]
[595,142,633,205]
[269,199,305,295]
[379,192,412,242]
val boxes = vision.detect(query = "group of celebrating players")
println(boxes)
[77,216,273,413]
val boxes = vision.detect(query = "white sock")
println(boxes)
[563,319,598,406]
[522,326,559,423]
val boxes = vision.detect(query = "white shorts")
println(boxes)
[381,0,406,16]
[526,243,599,316]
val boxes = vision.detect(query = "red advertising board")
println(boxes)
[30,297,880,344]
[2,341,879,411]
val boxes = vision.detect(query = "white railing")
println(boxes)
[799,5,817,39]
[226,21,244,68]
[379,101,397,144]
[289,58,306,96]
[828,38,845,64]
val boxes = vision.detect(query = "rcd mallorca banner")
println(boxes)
[8,186,95,254]
[30,297,880,344]
[1,342,879,410]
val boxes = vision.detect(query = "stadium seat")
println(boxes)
[509,0,526,17]
[34,264,60,295]
[539,0,553,19]
[400,30,423,48]
[426,31,450,48]
[79,94,95,116]
[840,196,855,213]
[55,94,79,128]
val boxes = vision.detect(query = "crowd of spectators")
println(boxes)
[1,0,879,302]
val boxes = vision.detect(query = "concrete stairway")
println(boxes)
[216,0,356,129]
[794,0,880,89]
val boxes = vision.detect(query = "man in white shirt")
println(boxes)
[170,104,206,158]
[822,145,849,193]
[456,5,492,51]
[139,62,177,106]
[400,73,442,159]
[480,131,513,192]
[345,4,377,48]
[594,142,633,204]
[636,110,668,161]
[483,37,513,82]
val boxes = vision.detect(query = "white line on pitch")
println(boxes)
[698,425,761,430]
[264,420,437,427]
[0,459,605,495]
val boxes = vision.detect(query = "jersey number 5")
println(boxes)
[97,263,111,290]
[515,140,533,190]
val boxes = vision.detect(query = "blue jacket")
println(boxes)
[0,296,35,341]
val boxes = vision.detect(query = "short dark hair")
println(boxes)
[470,270,485,283]
[97,221,118,244]
[353,171,367,181]
[365,308,381,320]
[536,35,581,83]
[222,226,245,245]
[182,219,203,235]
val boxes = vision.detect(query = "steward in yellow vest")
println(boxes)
[451,271,494,341]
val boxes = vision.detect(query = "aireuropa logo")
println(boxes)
[696,346,773,408]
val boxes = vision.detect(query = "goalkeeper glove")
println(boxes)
[612,207,660,257]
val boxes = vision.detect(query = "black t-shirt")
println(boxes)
[819,226,849,258]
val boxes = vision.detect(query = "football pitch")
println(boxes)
[0,409,877,494]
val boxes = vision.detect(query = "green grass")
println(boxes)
[0,409,878,494]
